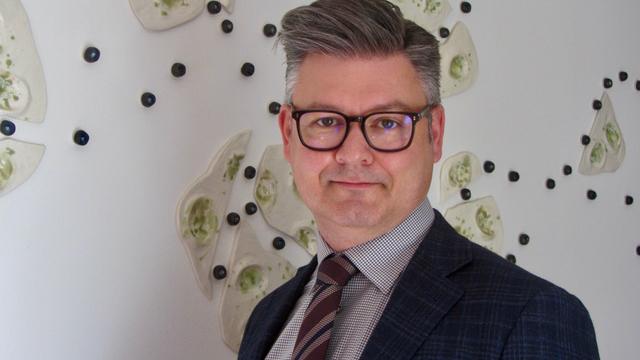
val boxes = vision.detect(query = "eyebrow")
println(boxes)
[299,100,418,113]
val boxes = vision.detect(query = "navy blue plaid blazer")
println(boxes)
[239,211,599,359]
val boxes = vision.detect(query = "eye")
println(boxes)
[316,117,339,127]
[373,118,401,130]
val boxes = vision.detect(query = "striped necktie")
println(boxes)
[291,253,359,360]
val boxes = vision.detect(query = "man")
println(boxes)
[239,0,599,359]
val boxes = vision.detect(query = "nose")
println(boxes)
[335,122,374,165]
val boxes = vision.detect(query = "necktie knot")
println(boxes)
[316,253,358,287]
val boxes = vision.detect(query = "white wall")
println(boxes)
[1,0,638,359]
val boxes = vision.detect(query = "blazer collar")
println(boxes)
[360,210,472,359]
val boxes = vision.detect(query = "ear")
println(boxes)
[429,104,446,163]
[278,104,294,162]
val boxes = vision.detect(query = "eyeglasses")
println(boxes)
[290,104,434,152]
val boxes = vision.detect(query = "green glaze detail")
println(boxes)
[154,0,189,16]
[425,0,443,14]
[255,169,277,208]
[590,141,606,166]
[475,206,495,238]
[238,266,263,294]
[450,54,471,80]
[296,227,315,250]
[0,71,20,112]
[453,217,474,240]
[448,155,472,188]
[223,154,244,181]
[186,197,218,246]
[603,123,621,152]
[0,148,15,190]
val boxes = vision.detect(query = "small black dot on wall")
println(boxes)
[519,233,530,246]
[461,188,471,200]
[587,189,597,200]
[171,62,187,78]
[592,99,602,110]
[581,135,591,146]
[207,1,222,14]
[245,202,258,215]
[244,166,256,179]
[626,196,634,206]
[241,62,255,77]
[619,71,628,82]
[460,1,472,13]
[269,101,281,115]
[83,46,100,63]
[506,254,517,264]
[563,165,573,176]
[508,171,520,182]
[221,19,234,33]
[226,212,240,225]
[603,78,613,89]
[212,265,227,280]
[439,27,450,38]
[636,245,640,256]
[141,92,156,108]
[546,178,556,190]
[273,237,286,250]
[636,80,640,91]
[263,23,277,37]
[73,129,90,146]
[1,119,16,136]
[483,160,495,174]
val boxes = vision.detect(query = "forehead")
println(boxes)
[292,53,428,112]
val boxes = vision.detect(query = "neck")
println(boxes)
[316,218,395,252]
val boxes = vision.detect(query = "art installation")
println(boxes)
[578,92,625,175]
[440,151,482,202]
[390,0,451,32]
[254,145,318,256]
[444,196,504,254]
[0,138,45,197]
[176,130,251,300]
[129,0,234,31]
[439,22,478,98]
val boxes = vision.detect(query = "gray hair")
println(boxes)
[278,0,441,106]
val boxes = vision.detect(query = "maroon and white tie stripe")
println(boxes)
[291,253,359,360]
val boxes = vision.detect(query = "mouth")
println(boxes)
[331,181,377,189]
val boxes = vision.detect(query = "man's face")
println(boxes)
[279,53,445,245]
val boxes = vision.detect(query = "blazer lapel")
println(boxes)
[243,256,318,359]
[360,212,472,360]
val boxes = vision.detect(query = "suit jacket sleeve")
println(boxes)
[501,286,600,359]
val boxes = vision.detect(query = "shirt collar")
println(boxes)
[315,196,435,295]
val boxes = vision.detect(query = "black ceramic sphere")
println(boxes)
[241,62,255,77]
[272,237,286,250]
[73,130,90,146]
[592,99,602,110]
[171,62,187,78]
[83,46,100,63]
[626,196,634,206]
[506,254,517,264]
[483,160,495,173]
[263,23,277,37]
[461,188,472,201]
[439,27,450,38]
[213,265,227,280]
[636,80,640,91]
[636,245,640,256]
[619,71,628,82]
[269,102,281,115]
[226,212,241,225]
[221,19,234,33]
[519,233,530,246]
[245,202,258,215]
[141,92,156,108]
[563,165,573,176]
[603,78,613,89]
[244,166,256,179]
[546,178,556,190]
[1,119,16,136]
[460,1,472,13]
[581,135,591,146]
[508,171,520,182]
[207,1,222,14]
[587,190,597,200]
